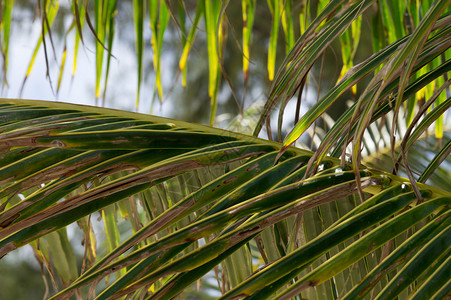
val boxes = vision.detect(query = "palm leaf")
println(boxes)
[0,0,14,86]
[0,98,449,299]
[1,1,450,299]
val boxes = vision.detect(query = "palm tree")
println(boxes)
[0,0,450,299]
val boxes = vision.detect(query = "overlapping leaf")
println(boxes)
[1,1,450,299]
[0,99,449,299]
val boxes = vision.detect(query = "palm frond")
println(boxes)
[1,0,450,299]
[0,98,449,299]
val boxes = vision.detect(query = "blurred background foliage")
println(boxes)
[0,0,450,299]
[1,0,374,126]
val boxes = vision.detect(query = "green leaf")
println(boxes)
[42,228,79,284]
[0,0,14,85]
[149,0,170,103]
[179,2,204,87]
[242,0,256,83]
[267,0,281,81]
[19,0,59,95]
[133,0,145,109]
[1,1,450,298]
